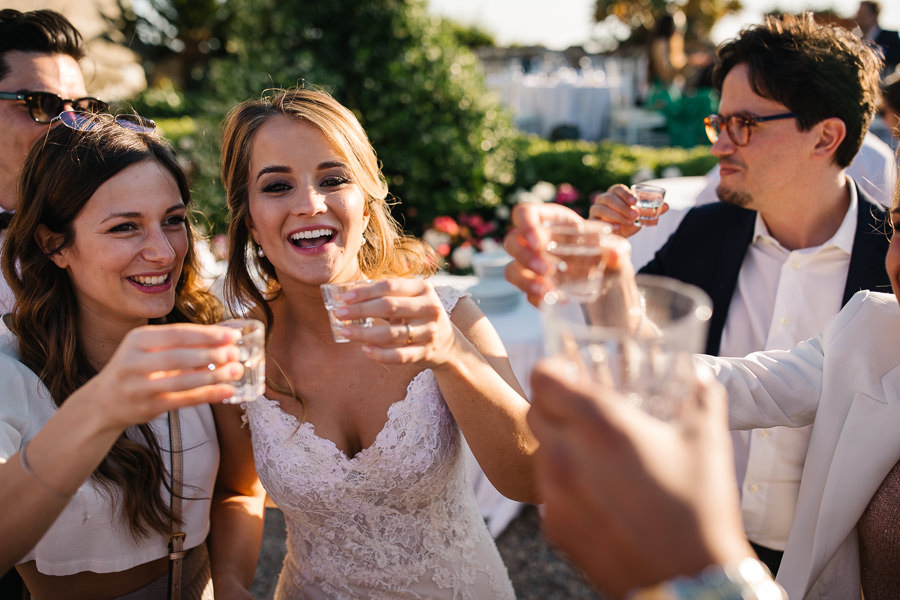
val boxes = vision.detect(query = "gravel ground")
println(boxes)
[495,505,608,600]
[250,505,608,600]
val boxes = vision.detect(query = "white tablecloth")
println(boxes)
[487,71,614,140]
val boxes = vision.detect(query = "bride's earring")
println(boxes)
[257,244,265,258]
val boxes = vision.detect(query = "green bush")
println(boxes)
[506,136,717,216]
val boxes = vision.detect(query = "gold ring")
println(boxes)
[404,322,413,345]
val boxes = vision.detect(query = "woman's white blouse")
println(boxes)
[0,329,219,576]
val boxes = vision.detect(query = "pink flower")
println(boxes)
[460,214,497,237]
[555,183,580,204]
[432,216,460,236]
[436,242,451,257]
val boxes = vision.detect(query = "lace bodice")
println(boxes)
[244,286,515,600]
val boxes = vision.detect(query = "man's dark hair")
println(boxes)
[0,9,84,81]
[713,12,882,168]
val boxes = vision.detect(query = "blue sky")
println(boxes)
[427,0,900,50]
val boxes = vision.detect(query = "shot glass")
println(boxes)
[544,220,613,304]
[542,275,712,421]
[321,280,375,343]
[631,183,666,227]
[219,318,265,404]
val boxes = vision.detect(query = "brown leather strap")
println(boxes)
[167,410,185,600]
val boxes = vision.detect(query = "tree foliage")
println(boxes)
[593,0,743,44]
[101,0,232,90]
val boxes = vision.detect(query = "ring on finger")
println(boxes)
[404,322,413,345]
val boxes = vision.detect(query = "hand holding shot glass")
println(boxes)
[218,318,266,403]
[542,274,712,421]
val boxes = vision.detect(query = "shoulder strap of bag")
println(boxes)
[167,410,185,600]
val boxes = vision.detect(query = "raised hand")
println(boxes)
[328,278,462,367]
[527,360,752,599]
[503,202,633,307]
[78,323,244,432]
[588,184,670,237]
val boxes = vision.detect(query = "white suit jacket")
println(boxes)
[699,290,900,600]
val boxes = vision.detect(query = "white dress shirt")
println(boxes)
[719,182,858,551]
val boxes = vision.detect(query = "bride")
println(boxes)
[219,87,539,599]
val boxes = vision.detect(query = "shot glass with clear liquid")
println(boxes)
[320,280,375,343]
[544,220,613,304]
[631,183,666,227]
[219,318,265,404]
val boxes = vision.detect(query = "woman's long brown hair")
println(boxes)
[2,117,223,539]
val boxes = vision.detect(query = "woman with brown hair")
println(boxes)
[221,87,538,599]
[0,112,264,599]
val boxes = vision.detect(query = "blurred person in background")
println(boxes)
[646,13,687,103]
[855,1,900,76]
[878,71,900,143]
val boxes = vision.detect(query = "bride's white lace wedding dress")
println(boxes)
[243,287,517,599]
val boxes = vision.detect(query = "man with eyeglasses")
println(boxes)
[0,10,96,597]
[506,13,890,584]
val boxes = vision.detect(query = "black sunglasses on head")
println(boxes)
[53,110,156,134]
[0,90,108,123]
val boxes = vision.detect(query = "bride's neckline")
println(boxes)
[258,369,430,462]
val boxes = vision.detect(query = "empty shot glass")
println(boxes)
[321,280,375,343]
[631,183,667,227]
[219,318,265,404]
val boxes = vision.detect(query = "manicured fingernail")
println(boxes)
[342,290,356,301]
[335,307,349,317]
[338,327,350,337]
[526,231,540,248]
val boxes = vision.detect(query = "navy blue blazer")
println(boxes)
[639,183,891,355]
[875,28,900,71]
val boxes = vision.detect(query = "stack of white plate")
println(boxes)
[468,278,521,314]
[471,251,513,279]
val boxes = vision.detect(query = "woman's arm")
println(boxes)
[0,324,242,573]
[207,403,266,600]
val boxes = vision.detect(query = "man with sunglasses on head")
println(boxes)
[0,10,98,597]
[506,13,890,582]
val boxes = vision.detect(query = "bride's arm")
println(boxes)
[433,296,538,503]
